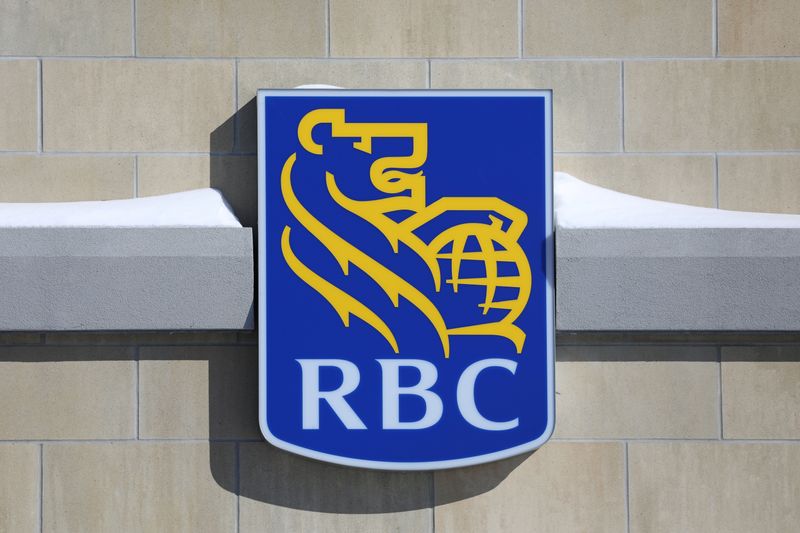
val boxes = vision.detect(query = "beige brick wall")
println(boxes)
[1,1,800,532]
[1,0,799,214]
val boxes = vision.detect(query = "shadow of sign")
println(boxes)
[204,102,526,512]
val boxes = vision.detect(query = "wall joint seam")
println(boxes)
[235,442,240,533]
[135,345,140,439]
[624,441,630,533]
[38,443,43,533]
[431,469,436,533]
[132,0,137,56]
[37,59,43,153]
[518,0,524,58]
[133,154,139,198]
[620,61,625,152]
[714,153,720,208]
[325,0,331,57]
[713,0,719,57]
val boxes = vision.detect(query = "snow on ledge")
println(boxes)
[556,172,800,229]
[4,171,797,230]
[0,189,242,228]
[294,84,343,89]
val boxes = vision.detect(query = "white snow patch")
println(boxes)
[294,84,343,89]
[555,172,800,229]
[3,170,795,230]
[0,188,242,228]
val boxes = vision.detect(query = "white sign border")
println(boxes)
[257,89,555,471]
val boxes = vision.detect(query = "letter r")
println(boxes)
[297,359,366,430]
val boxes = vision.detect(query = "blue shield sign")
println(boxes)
[257,90,554,470]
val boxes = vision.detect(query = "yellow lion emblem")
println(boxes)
[280,109,531,358]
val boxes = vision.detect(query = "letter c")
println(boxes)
[457,358,519,431]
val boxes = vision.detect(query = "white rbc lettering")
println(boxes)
[377,359,443,429]
[296,358,518,430]
[297,359,366,430]
[457,358,519,430]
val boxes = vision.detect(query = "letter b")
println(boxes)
[378,359,443,429]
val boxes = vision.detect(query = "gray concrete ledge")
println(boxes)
[556,228,800,331]
[0,228,253,331]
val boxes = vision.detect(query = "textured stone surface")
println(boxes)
[629,442,800,533]
[555,154,715,206]
[722,346,800,439]
[0,60,37,151]
[719,155,800,214]
[136,0,325,57]
[239,444,433,533]
[524,0,711,57]
[139,346,259,439]
[43,442,236,533]
[331,0,518,57]
[0,155,133,201]
[43,60,234,152]
[557,228,800,331]
[434,442,626,533]
[555,356,719,438]
[0,228,254,331]
[719,0,800,56]
[0,0,131,56]
[0,346,135,439]
[432,60,620,152]
[0,445,38,533]
[625,60,800,151]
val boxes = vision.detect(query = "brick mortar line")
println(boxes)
[552,438,800,444]
[426,60,431,88]
[38,344,249,349]
[517,0,524,58]
[235,442,241,533]
[424,56,800,62]
[557,344,800,349]
[29,341,800,348]
[325,0,331,58]
[430,469,436,533]
[37,59,42,153]
[714,153,720,207]
[4,55,800,61]
[133,154,138,197]
[132,0,137,56]
[624,442,630,533]
[713,0,719,58]
[620,61,625,152]
[1,439,264,444]
[135,345,140,439]
[2,437,799,444]
[4,150,800,157]
[719,346,725,439]
[38,443,43,533]
[0,151,258,157]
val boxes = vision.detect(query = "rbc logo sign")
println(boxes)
[257,90,554,470]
